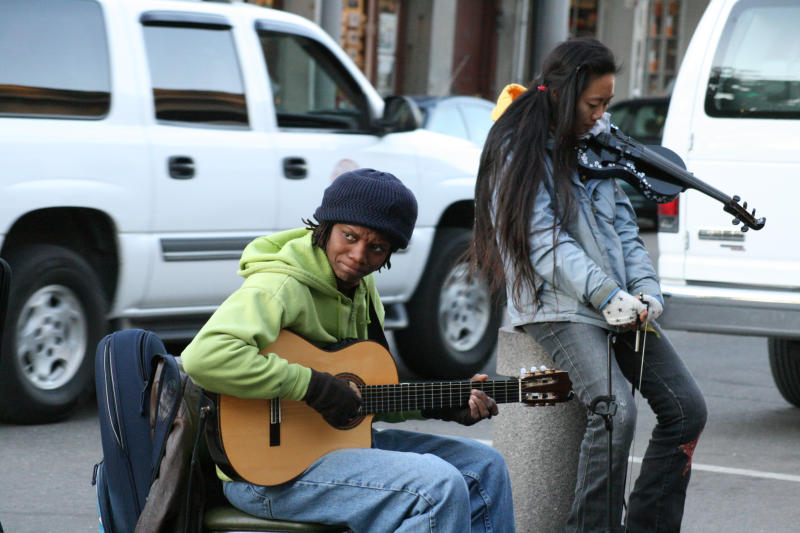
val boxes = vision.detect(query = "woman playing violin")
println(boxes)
[472,37,707,532]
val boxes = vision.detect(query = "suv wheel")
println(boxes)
[394,227,502,378]
[0,245,107,423]
[768,337,800,407]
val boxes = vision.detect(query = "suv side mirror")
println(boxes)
[380,96,422,134]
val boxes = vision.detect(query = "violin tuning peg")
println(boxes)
[732,218,740,225]
[741,226,749,233]
[733,194,741,202]
[743,201,748,209]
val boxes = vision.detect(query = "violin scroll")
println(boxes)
[727,195,766,232]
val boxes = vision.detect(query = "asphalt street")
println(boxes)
[1,233,799,532]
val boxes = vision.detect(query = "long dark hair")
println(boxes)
[471,38,618,310]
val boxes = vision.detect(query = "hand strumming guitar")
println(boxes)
[304,368,362,427]
[422,374,499,426]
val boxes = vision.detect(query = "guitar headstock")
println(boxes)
[726,195,766,231]
[518,368,573,406]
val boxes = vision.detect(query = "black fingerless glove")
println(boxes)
[304,368,362,428]
[421,406,481,427]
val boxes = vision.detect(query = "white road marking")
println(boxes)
[476,438,800,483]
[630,456,800,483]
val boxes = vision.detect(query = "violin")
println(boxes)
[577,125,766,232]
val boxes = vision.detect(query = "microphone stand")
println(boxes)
[589,332,618,533]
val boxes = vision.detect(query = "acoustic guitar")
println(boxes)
[206,330,573,486]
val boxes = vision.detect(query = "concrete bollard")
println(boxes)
[494,326,587,533]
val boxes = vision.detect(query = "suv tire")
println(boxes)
[768,337,800,408]
[394,227,501,378]
[0,245,107,423]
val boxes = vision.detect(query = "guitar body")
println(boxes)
[217,330,398,486]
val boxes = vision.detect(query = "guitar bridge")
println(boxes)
[269,398,281,447]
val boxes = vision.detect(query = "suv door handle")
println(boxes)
[168,156,195,179]
[283,157,307,179]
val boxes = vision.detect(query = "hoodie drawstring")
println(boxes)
[336,293,342,339]
[365,290,372,326]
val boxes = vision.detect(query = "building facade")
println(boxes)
[247,0,710,102]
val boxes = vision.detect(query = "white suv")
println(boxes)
[0,0,500,423]
[658,0,800,406]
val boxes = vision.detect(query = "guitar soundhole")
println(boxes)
[336,372,366,430]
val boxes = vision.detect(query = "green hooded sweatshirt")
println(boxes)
[182,228,385,402]
[182,228,421,482]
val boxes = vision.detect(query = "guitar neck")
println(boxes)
[360,380,520,414]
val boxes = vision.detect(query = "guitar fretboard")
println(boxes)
[359,379,521,414]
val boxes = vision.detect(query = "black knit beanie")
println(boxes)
[314,168,418,250]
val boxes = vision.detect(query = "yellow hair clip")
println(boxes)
[491,83,528,121]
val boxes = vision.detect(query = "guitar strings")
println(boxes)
[270,378,561,416]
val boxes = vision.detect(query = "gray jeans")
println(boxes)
[525,321,707,533]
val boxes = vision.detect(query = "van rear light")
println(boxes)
[658,198,679,233]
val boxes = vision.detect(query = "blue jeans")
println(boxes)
[223,428,515,533]
[524,322,707,533]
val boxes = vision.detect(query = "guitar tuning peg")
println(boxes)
[520,368,526,377]
[539,365,548,371]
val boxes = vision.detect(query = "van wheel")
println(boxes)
[0,245,107,423]
[768,338,800,408]
[394,228,502,378]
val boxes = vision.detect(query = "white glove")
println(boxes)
[601,289,647,326]
[641,294,663,322]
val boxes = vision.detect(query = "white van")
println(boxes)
[657,0,800,405]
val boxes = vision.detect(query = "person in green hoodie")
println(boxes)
[182,168,515,532]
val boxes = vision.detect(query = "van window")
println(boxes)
[257,31,369,130]
[0,0,110,118]
[706,0,800,119]
[142,24,248,127]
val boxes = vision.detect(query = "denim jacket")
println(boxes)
[505,160,661,330]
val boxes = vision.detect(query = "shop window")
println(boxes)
[569,0,598,39]
[645,0,681,95]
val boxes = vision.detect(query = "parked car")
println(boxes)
[608,96,671,229]
[0,0,501,423]
[411,96,495,147]
[657,0,800,406]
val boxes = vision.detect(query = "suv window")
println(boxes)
[0,0,110,118]
[142,20,248,127]
[257,30,368,130]
[706,0,800,119]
